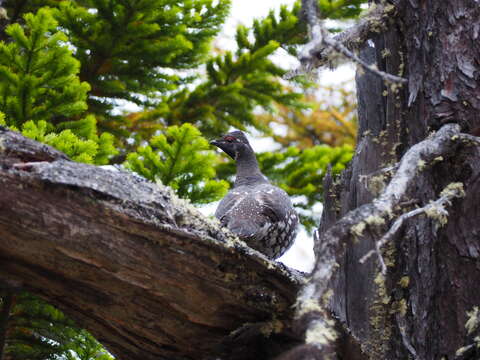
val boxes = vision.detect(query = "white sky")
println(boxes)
[200,1,356,272]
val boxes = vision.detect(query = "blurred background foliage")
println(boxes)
[0,0,364,358]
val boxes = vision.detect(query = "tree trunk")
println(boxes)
[0,127,302,360]
[320,0,480,359]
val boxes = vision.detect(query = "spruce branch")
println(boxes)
[124,123,229,204]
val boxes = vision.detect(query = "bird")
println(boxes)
[211,130,298,259]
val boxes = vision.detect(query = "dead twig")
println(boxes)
[287,1,406,83]
[360,183,465,274]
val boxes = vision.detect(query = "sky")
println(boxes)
[202,1,356,272]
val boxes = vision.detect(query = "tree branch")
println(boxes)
[360,182,466,273]
[0,127,303,360]
[286,1,407,83]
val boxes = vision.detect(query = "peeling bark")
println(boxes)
[0,127,303,360]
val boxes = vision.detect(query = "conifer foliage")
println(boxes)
[124,123,228,204]
[0,8,88,125]
[0,8,116,164]
[1,292,112,360]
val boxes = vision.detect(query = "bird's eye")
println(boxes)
[224,136,236,142]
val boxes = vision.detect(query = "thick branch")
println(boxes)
[0,127,302,360]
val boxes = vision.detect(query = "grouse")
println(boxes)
[211,131,298,259]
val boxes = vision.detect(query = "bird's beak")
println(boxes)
[210,139,221,147]
[210,138,236,159]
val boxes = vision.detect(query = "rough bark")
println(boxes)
[0,127,303,360]
[316,0,480,359]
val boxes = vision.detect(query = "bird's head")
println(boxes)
[210,131,253,160]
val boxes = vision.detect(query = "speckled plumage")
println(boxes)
[211,131,298,259]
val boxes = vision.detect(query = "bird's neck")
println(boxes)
[234,150,267,187]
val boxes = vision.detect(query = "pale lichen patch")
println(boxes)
[397,52,405,77]
[297,298,323,317]
[321,289,334,307]
[374,273,391,305]
[391,298,407,316]
[417,159,426,170]
[384,241,396,268]
[440,182,465,198]
[456,346,470,357]
[368,270,393,357]
[351,221,366,238]
[305,319,338,346]
[398,276,410,288]
[389,82,402,93]
[389,142,401,156]
[425,183,465,227]
[381,48,391,58]
[365,215,386,227]
[425,202,448,226]
[368,174,386,196]
[466,306,480,335]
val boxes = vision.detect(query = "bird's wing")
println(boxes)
[215,185,297,239]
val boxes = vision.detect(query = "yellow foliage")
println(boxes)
[258,82,357,148]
